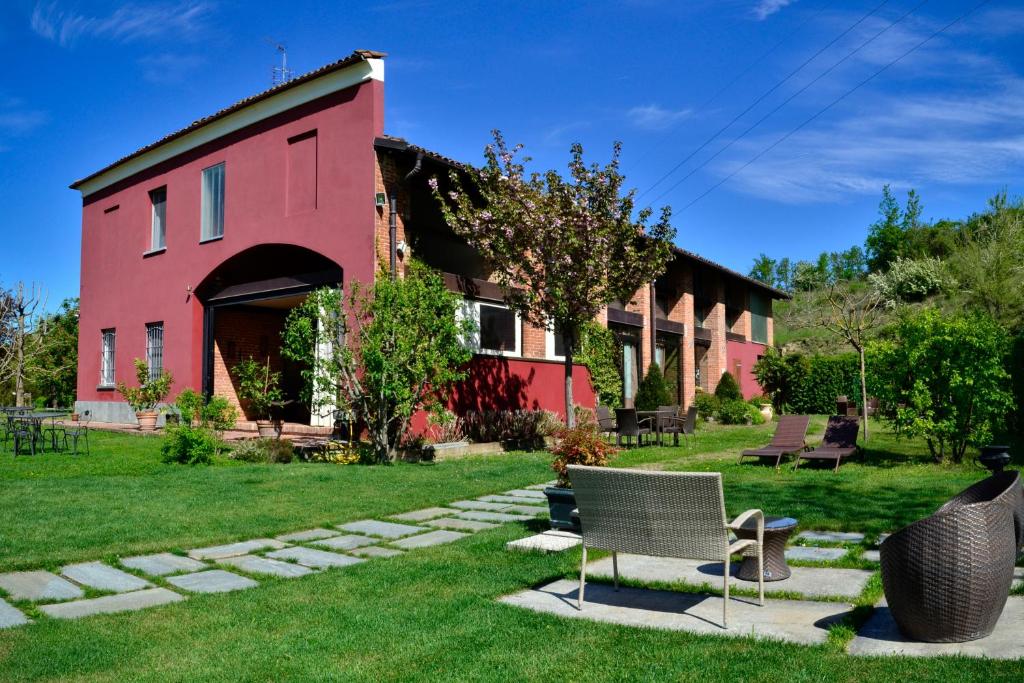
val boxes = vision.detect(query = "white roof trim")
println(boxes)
[77,58,384,197]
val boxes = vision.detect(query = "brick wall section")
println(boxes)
[678,266,696,409]
[766,298,775,346]
[522,320,546,359]
[212,307,287,420]
[731,289,751,340]
[705,274,728,394]
[625,285,651,373]
[374,153,409,277]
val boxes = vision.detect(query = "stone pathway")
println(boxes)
[0,481,556,630]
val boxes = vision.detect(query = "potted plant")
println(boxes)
[749,394,773,422]
[117,359,173,432]
[545,423,617,532]
[232,356,284,438]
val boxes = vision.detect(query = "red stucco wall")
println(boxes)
[77,79,384,403]
[725,339,767,400]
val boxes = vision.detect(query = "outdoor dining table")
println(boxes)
[22,412,68,452]
[636,410,677,445]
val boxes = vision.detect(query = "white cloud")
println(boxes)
[0,97,47,152]
[30,1,214,47]
[138,52,204,84]
[752,0,796,21]
[627,104,692,131]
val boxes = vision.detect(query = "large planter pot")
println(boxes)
[544,486,581,533]
[759,405,774,422]
[256,420,281,439]
[136,410,158,432]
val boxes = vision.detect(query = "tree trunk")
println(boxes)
[563,328,575,429]
[858,346,869,442]
[14,310,25,407]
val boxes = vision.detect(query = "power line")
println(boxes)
[636,0,893,201]
[625,0,837,175]
[647,0,930,206]
[676,0,993,212]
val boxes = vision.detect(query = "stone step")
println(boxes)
[188,539,289,561]
[61,562,152,593]
[337,520,427,539]
[165,570,258,594]
[265,547,365,570]
[217,555,316,578]
[0,570,84,602]
[121,553,207,577]
[38,588,184,620]
[390,530,469,549]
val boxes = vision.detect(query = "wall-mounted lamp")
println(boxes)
[396,240,408,257]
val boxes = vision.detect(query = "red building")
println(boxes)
[72,50,787,429]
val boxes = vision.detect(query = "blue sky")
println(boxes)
[1,0,1022,306]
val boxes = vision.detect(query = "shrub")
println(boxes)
[753,349,859,414]
[869,256,946,307]
[117,358,173,412]
[161,424,219,465]
[424,408,465,445]
[717,399,765,425]
[305,441,362,464]
[748,394,770,407]
[634,362,673,411]
[229,438,295,464]
[462,409,555,448]
[693,391,720,420]
[550,424,617,488]
[576,322,622,408]
[714,371,742,401]
[231,357,283,421]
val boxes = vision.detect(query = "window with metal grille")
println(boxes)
[201,162,225,241]
[146,323,164,379]
[150,187,166,250]
[100,329,116,386]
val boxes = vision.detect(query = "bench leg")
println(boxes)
[612,551,619,591]
[723,554,730,629]
[578,545,587,610]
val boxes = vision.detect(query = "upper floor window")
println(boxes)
[146,322,164,379]
[458,299,520,357]
[545,321,567,361]
[100,329,116,387]
[149,187,166,251]
[201,162,225,241]
[750,291,769,344]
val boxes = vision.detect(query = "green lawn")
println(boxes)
[0,421,1020,681]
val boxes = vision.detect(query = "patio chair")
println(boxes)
[568,465,764,628]
[613,408,652,448]
[595,405,617,442]
[881,470,1020,642]
[738,415,810,468]
[63,410,91,456]
[10,418,39,456]
[655,405,685,446]
[792,416,860,472]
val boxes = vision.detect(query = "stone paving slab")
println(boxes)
[455,511,534,523]
[218,555,316,578]
[849,598,1024,659]
[349,546,404,559]
[337,520,427,539]
[0,570,84,602]
[524,483,555,490]
[862,550,880,562]
[312,535,380,551]
[503,489,547,499]
[188,539,288,561]
[38,588,184,620]
[0,599,29,628]
[390,530,469,549]
[426,517,500,532]
[875,533,891,546]
[507,532,582,553]
[501,579,850,645]
[165,570,258,594]
[449,500,512,512]
[275,528,340,543]
[61,562,152,593]
[785,546,848,562]
[796,531,865,544]
[587,554,872,599]
[389,507,461,522]
[121,553,207,577]
[266,547,365,569]
[501,504,548,516]
[478,495,546,506]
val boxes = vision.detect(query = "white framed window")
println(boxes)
[146,322,164,379]
[149,187,166,251]
[545,320,566,361]
[201,162,225,241]
[100,329,116,387]
[458,299,521,357]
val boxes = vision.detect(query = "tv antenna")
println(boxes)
[270,42,293,86]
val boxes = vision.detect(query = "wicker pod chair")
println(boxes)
[940,469,1024,559]
[880,470,1020,643]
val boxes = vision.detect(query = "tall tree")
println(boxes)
[748,254,777,287]
[28,298,79,407]
[865,185,924,272]
[433,131,675,426]
[0,282,47,406]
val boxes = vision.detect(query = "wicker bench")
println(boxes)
[568,465,765,628]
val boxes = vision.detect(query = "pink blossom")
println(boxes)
[427,177,439,190]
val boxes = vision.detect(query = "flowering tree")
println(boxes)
[432,131,674,426]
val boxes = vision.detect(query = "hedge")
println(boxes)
[754,349,860,415]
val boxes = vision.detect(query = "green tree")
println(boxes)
[774,257,792,292]
[282,263,474,463]
[432,130,674,426]
[865,186,924,272]
[714,370,742,401]
[868,309,1012,463]
[634,362,672,411]
[748,254,777,287]
[28,297,78,407]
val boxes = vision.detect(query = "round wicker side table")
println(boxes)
[735,516,798,582]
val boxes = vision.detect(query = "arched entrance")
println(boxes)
[196,244,343,426]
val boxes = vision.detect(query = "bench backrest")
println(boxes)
[769,414,810,447]
[821,415,859,449]
[568,465,729,561]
